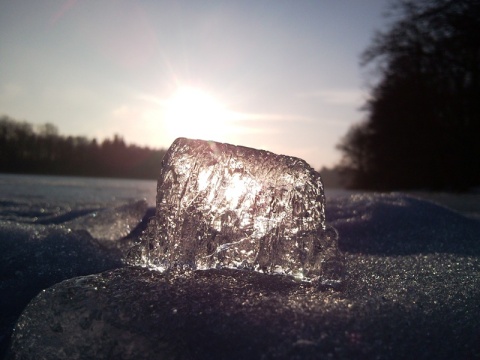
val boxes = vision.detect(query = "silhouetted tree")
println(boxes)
[318,166,347,189]
[0,115,166,179]
[338,0,480,190]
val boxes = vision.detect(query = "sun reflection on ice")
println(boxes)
[224,173,248,208]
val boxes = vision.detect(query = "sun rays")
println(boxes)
[162,86,233,141]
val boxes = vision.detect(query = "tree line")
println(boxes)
[337,0,480,191]
[0,115,166,179]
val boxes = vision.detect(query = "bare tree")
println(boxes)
[338,0,480,190]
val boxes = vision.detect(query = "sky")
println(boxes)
[0,0,391,170]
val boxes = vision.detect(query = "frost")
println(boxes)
[129,138,344,287]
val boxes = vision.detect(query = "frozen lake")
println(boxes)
[0,173,157,207]
[1,174,479,359]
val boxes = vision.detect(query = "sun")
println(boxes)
[163,86,232,141]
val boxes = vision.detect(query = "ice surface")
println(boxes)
[8,246,480,360]
[4,174,480,359]
[0,196,149,357]
[65,200,148,245]
[0,220,123,356]
[5,192,480,359]
[327,193,480,255]
[129,138,344,286]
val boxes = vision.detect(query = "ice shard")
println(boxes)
[130,138,344,287]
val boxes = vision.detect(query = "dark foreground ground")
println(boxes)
[2,193,480,359]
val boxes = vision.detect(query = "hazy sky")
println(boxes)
[0,0,390,169]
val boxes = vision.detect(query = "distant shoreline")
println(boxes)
[0,116,167,181]
[0,171,158,181]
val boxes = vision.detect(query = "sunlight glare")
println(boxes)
[163,86,232,141]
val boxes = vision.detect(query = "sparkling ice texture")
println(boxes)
[132,138,344,286]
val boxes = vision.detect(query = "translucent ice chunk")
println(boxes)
[130,138,344,287]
